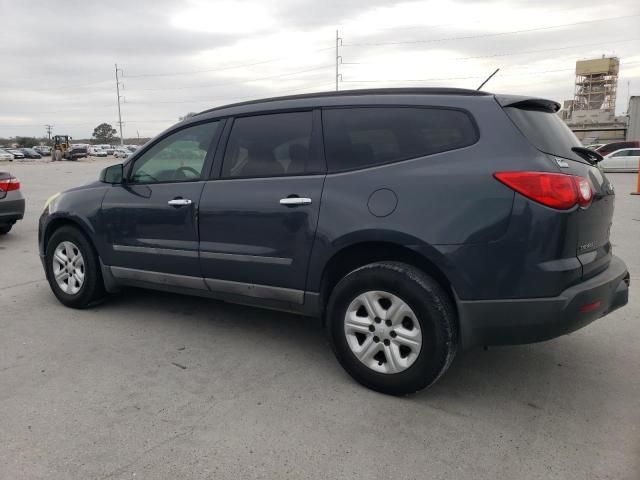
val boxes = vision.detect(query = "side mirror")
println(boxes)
[100,163,124,184]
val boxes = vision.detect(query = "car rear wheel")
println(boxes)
[0,224,12,234]
[327,261,457,395]
[45,226,105,308]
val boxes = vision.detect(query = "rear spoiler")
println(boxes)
[494,95,561,113]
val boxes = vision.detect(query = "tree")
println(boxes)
[92,123,118,144]
[15,136,39,148]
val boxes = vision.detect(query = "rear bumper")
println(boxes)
[0,195,25,223]
[457,255,629,349]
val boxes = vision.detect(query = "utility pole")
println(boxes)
[115,63,124,146]
[335,29,342,91]
[44,124,53,141]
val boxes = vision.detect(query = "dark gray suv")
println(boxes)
[39,88,629,394]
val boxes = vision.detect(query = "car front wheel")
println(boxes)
[45,226,105,308]
[327,261,457,395]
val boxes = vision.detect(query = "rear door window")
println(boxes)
[322,107,478,172]
[504,106,584,162]
[222,111,313,178]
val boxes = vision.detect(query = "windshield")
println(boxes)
[504,106,585,163]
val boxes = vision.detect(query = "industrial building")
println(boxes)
[560,56,633,144]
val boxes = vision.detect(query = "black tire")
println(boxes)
[45,226,106,308]
[0,224,12,234]
[327,261,457,395]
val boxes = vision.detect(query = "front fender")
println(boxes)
[39,185,109,259]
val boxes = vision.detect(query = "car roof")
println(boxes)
[195,87,490,117]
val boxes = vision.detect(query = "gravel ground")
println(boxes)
[1,157,639,479]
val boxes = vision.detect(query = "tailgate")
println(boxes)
[502,100,615,279]
[563,160,614,279]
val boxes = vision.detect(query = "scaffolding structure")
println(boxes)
[573,56,619,112]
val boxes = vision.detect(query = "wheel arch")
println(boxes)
[43,216,99,256]
[317,240,458,324]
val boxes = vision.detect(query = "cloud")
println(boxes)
[0,0,638,138]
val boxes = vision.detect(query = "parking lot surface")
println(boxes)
[1,158,639,479]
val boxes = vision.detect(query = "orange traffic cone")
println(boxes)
[632,159,640,195]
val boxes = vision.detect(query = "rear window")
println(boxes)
[504,106,583,162]
[322,107,478,172]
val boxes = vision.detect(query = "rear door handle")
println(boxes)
[279,197,312,206]
[168,198,193,206]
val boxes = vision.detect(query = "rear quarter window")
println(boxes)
[322,107,478,172]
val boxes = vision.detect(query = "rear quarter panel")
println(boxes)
[306,95,559,297]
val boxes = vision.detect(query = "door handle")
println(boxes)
[279,197,312,206]
[168,198,193,206]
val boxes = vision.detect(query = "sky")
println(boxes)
[1,0,639,139]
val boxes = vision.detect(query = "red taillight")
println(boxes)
[575,176,593,207]
[494,172,592,210]
[0,176,20,192]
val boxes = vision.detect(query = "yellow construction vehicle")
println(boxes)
[52,135,70,162]
[51,135,87,161]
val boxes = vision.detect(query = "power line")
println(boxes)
[451,37,640,61]
[341,14,640,47]
[123,46,335,79]
[340,37,639,67]
[342,68,576,84]
[130,65,334,93]
[41,80,113,91]
[127,82,336,106]
[341,60,640,85]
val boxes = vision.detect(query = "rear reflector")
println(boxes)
[494,171,592,210]
[0,176,20,192]
[579,300,602,313]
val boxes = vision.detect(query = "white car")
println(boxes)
[600,148,640,173]
[88,147,108,157]
[0,149,14,162]
[113,149,130,159]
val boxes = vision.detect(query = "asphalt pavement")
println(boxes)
[1,157,638,479]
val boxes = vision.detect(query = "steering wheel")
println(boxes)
[175,166,200,179]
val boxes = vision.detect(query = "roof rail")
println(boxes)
[196,87,491,116]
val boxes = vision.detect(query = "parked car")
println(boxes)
[600,148,640,172]
[99,145,115,155]
[0,149,14,162]
[113,148,130,159]
[89,147,108,157]
[595,140,640,156]
[34,146,51,156]
[0,172,24,234]
[6,149,25,159]
[39,88,629,395]
[64,144,88,160]
[20,148,42,159]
